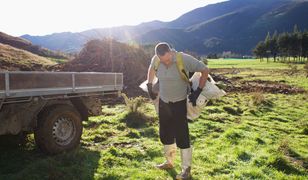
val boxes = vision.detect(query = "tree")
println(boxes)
[253,41,266,61]
[270,31,279,62]
[264,31,279,62]
[254,27,308,64]
[264,32,271,62]
[278,33,290,62]
[302,31,308,61]
[289,25,302,62]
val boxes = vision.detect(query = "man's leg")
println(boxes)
[171,99,192,180]
[172,99,190,149]
[158,98,176,145]
[177,147,192,180]
[156,143,177,170]
[156,98,176,169]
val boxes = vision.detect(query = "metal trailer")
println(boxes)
[0,71,123,154]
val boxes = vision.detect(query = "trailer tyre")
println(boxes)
[34,105,83,154]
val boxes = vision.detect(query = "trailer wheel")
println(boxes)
[34,105,83,154]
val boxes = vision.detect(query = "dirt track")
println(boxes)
[211,73,306,95]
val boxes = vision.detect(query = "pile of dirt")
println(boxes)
[0,43,55,71]
[54,39,151,97]
[211,74,306,94]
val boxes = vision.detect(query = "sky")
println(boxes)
[1,0,225,36]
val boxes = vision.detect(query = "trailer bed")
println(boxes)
[0,71,123,99]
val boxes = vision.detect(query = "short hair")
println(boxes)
[155,42,171,56]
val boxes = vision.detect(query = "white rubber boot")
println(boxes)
[156,143,177,170]
[176,147,192,180]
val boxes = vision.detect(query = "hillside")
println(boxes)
[0,32,68,59]
[21,20,166,53]
[138,0,308,54]
[21,0,308,55]
[0,43,55,71]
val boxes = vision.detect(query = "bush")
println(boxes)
[121,93,146,112]
[251,91,266,106]
[288,63,299,75]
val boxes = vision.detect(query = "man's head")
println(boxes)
[155,42,173,64]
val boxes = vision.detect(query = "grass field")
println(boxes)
[209,59,308,90]
[0,59,307,179]
[208,59,306,69]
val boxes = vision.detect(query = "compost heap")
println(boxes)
[56,39,150,97]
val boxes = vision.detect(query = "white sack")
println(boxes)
[139,73,226,120]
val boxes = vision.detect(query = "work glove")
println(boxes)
[189,87,202,106]
[147,83,158,100]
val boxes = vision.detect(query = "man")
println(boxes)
[147,42,209,179]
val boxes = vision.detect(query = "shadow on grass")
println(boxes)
[247,122,290,134]
[225,131,243,144]
[0,135,100,180]
[223,106,243,116]
[278,140,308,170]
[166,168,178,179]
[140,127,159,139]
[268,155,303,175]
[249,99,274,117]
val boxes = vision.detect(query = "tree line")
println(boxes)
[253,26,308,63]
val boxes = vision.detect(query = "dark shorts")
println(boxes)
[159,98,190,149]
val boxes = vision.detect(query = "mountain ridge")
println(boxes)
[21,0,308,55]
[0,32,68,59]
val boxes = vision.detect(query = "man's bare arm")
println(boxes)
[198,67,209,89]
[146,67,158,100]
[147,67,156,84]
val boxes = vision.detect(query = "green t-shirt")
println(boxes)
[149,51,207,103]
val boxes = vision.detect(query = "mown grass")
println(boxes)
[208,59,305,69]
[0,59,307,179]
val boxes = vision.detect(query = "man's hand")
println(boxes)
[189,87,202,106]
[147,83,158,100]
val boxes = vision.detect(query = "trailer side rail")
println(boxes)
[0,72,123,99]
